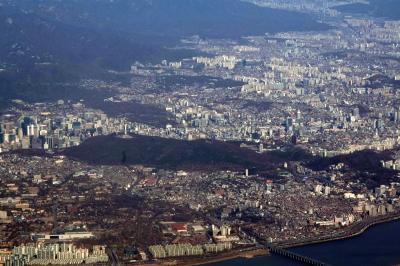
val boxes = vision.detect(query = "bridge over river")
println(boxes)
[267,245,331,266]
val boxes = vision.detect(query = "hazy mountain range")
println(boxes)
[0,0,327,70]
[334,0,400,20]
[0,0,328,109]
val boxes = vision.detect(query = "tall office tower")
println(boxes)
[397,107,400,123]
[33,125,40,137]
[17,128,23,140]
[45,136,54,149]
[20,117,34,135]
[285,117,293,132]
[353,107,360,118]
[21,137,30,149]
[27,125,35,136]
[296,110,302,120]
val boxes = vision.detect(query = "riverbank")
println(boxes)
[186,248,269,266]
[133,213,400,266]
[131,248,269,266]
[277,212,400,249]
[213,219,400,266]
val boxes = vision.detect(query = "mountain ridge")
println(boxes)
[0,0,329,111]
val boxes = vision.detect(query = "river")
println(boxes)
[207,220,400,266]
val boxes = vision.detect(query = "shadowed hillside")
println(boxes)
[307,150,393,172]
[334,0,400,20]
[307,149,399,188]
[63,134,284,171]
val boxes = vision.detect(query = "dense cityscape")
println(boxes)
[1,0,400,265]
